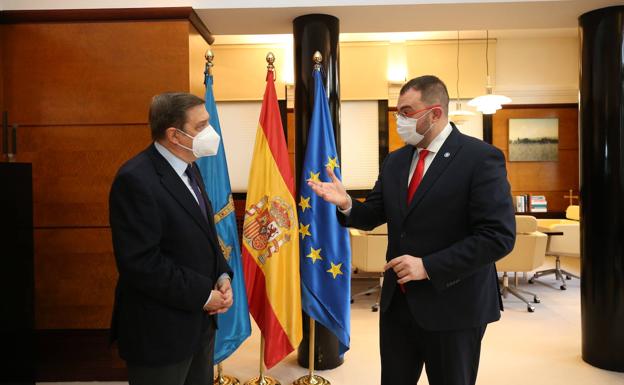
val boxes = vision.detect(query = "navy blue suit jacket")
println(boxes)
[109,144,232,366]
[339,124,515,330]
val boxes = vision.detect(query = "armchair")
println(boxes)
[496,215,548,312]
[532,205,580,290]
[350,224,387,312]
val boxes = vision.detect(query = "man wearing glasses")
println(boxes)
[308,75,515,385]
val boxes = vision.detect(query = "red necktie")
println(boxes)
[400,149,429,294]
[407,149,430,205]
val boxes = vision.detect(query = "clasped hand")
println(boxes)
[384,255,428,284]
[204,278,233,315]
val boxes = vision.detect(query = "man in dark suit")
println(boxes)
[109,92,233,385]
[308,75,515,385]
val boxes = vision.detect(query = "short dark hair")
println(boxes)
[399,75,449,115]
[149,92,205,140]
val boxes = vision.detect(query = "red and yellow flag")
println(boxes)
[242,69,302,368]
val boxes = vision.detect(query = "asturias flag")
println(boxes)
[298,68,352,355]
[241,68,302,368]
[196,72,251,363]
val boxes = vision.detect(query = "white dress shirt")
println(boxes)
[154,141,200,204]
[407,122,453,185]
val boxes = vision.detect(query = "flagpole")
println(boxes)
[205,48,243,385]
[243,52,287,385]
[293,52,332,385]
[244,336,280,385]
[293,318,330,385]
[214,362,241,385]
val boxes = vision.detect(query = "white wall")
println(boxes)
[495,35,579,104]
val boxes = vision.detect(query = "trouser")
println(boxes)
[380,290,487,385]
[127,326,215,385]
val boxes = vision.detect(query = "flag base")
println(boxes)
[292,374,330,385]
[244,376,281,385]
[214,374,240,385]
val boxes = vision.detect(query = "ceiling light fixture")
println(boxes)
[448,31,475,123]
[468,30,511,114]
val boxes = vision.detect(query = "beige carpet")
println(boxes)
[42,256,624,385]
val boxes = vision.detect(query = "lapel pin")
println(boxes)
[444,152,450,158]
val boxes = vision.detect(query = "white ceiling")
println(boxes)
[196,0,622,35]
[2,0,622,35]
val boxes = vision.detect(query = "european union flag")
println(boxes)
[298,68,351,354]
[196,72,251,363]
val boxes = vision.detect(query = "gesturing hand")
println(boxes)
[307,167,351,210]
[384,255,429,284]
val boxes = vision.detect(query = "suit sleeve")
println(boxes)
[422,147,516,291]
[337,158,387,231]
[109,172,214,312]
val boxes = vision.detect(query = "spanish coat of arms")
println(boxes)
[243,195,295,265]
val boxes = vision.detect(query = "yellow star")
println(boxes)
[327,262,344,279]
[299,223,311,240]
[299,196,311,212]
[308,171,321,183]
[326,156,340,172]
[306,247,323,264]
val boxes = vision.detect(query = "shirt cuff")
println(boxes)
[216,273,231,285]
[337,194,353,216]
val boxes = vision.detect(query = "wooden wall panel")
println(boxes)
[493,106,579,213]
[35,228,116,329]
[14,124,152,227]
[2,21,189,125]
[1,17,209,332]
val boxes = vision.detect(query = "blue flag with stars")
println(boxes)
[196,72,251,363]
[298,69,351,354]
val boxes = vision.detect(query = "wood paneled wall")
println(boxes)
[492,105,579,213]
[1,14,209,329]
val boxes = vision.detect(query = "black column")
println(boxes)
[579,5,624,373]
[293,13,343,370]
[293,13,340,193]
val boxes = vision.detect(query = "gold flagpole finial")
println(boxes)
[205,49,214,75]
[266,52,276,71]
[313,51,322,71]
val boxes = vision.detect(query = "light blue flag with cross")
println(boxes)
[196,72,251,363]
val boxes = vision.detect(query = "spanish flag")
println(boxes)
[242,68,302,368]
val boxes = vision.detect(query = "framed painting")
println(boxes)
[508,118,559,161]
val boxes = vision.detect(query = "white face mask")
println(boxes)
[396,109,435,146]
[176,125,221,157]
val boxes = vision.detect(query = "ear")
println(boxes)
[165,127,179,144]
[431,107,444,121]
